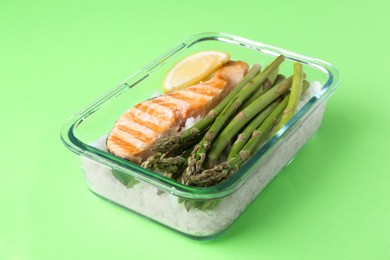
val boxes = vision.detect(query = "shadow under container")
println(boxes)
[61,32,340,239]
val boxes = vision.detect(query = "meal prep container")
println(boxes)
[61,32,340,239]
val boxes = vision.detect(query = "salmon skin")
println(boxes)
[106,61,249,164]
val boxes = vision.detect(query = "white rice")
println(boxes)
[80,81,325,237]
[180,115,202,131]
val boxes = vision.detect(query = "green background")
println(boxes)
[1,0,389,259]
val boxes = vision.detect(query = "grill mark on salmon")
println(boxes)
[169,89,214,102]
[112,128,147,149]
[116,124,154,143]
[118,118,157,139]
[135,102,173,121]
[108,135,141,158]
[107,61,249,163]
[165,93,210,119]
[188,87,220,97]
[151,96,189,117]
[168,92,204,104]
[122,111,167,134]
[187,80,226,94]
[131,107,172,129]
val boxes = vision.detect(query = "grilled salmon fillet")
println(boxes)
[106,61,249,164]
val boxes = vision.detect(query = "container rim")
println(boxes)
[61,32,340,199]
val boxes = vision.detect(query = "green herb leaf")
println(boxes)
[112,169,139,188]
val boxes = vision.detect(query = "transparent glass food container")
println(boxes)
[61,32,340,239]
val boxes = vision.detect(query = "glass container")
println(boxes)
[61,32,340,239]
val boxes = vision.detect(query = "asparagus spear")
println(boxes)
[188,93,291,187]
[227,101,280,160]
[240,69,280,109]
[274,62,304,133]
[206,76,293,168]
[151,63,262,154]
[263,69,280,89]
[141,152,188,179]
[189,79,312,187]
[274,74,286,84]
[180,55,286,184]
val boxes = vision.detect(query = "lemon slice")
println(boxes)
[163,50,230,92]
